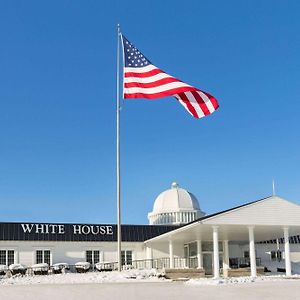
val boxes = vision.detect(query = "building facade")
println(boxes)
[1,183,300,277]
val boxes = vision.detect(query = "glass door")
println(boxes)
[184,245,189,267]
[203,253,213,275]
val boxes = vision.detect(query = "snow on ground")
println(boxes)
[1,267,300,287]
[0,269,163,285]
[1,269,300,300]
[186,274,300,286]
[2,281,300,300]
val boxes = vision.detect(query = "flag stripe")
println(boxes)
[124,72,178,84]
[125,65,157,73]
[175,93,199,118]
[203,91,219,110]
[124,68,163,78]
[191,91,211,115]
[124,86,199,99]
[124,77,183,89]
[183,92,206,118]
[198,91,216,114]
[125,82,198,96]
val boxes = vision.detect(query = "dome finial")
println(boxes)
[171,182,179,189]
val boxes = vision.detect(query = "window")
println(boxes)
[86,250,100,265]
[271,251,276,260]
[188,242,197,257]
[202,242,223,252]
[277,250,282,261]
[202,242,213,252]
[36,250,51,265]
[244,251,249,258]
[0,250,15,266]
[121,250,132,266]
[271,250,282,261]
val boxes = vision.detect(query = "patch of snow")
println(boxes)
[186,275,300,286]
[75,262,90,270]
[9,264,26,271]
[31,263,49,271]
[0,265,8,272]
[0,268,163,286]
[53,263,69,271]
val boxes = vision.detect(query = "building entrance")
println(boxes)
[203,253,213,275]
[202,252,223,275]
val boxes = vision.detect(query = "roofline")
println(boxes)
[144,195,274,243]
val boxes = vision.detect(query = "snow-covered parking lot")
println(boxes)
[1,270,300,300]
[1,279,300,300]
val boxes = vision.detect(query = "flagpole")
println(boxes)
[116,24,122,272]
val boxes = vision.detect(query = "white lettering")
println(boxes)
[58,225,65,234]
[21,224,34,233]
[106,226,113,235]
[91,225,99,235]
[35,224,44,234]
[22,223,114,236]
[81,225,91,235]
[48,224,57,234]
[73,225,81,234]
[99,226,106,235]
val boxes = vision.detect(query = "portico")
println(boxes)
[145,196,300,278]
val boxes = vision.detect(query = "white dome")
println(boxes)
[148,182,205,225]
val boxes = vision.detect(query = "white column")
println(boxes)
[169,240,174,268]
[196,240,202,269]
[146,246,152,260]
[213,226,220,278]
[146,246,153,269]
[223,240,229,278]
[248,226,257,277]
[284,227,292,276]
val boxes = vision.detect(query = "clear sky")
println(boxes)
[0,0,299,225]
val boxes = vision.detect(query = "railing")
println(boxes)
[0,256,263,277]
[229,257,261,268]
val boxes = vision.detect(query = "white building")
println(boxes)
[1,182,300,277]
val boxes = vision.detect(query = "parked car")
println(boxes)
[9,264,27,275]
[52,263,70,274]
[31,263,49,275]
[0,265,8,275]
[75,262,90,273]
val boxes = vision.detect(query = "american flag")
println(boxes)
[121,34,219,119]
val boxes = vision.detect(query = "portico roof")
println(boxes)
[145,195,300,245]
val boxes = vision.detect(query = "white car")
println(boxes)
[75,262,91,273]
[53,263,70,273]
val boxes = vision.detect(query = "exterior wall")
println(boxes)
[255,243,300,264]
[228,243,244,258]
[0,240,146,266]
[2,237,300,272]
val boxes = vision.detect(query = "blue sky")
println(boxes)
[0,0,299,224]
